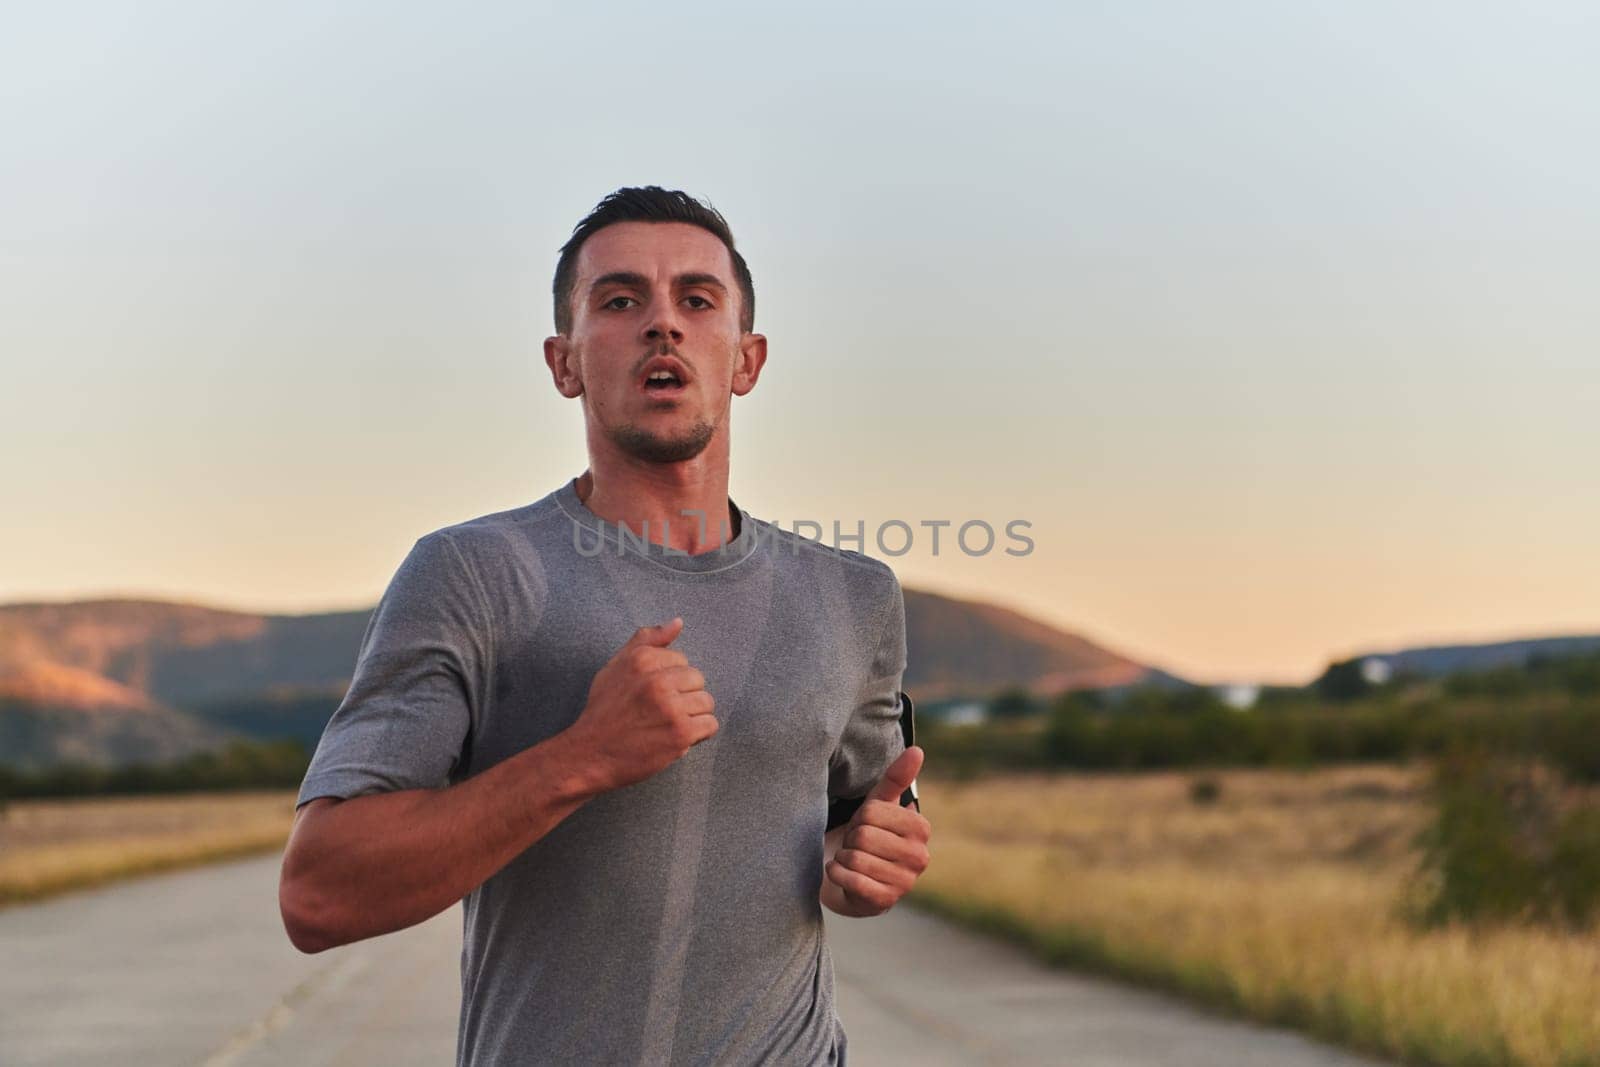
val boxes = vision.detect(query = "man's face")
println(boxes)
[544,221,765,464]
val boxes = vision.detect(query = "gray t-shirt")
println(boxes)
[295,477,908,1066]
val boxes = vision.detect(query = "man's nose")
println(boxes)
[642,299,685,345]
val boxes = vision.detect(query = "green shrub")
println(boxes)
[1188,775,1223,805]
[1550,805,1600,925]
[987,685,1038,720]
[1407,746,1600,929]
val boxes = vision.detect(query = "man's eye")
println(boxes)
[605,296,638,310]
[683,295,712,309]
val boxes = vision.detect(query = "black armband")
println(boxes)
[825,690,919,831]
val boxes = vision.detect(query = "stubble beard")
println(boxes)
[607,416,717,464]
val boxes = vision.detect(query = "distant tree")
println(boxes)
[1253,685,1315,712]
[988,685,1037,720]
[1053,688,1107,715]
[1315,658,1371,703]
[1164,686,1227,716]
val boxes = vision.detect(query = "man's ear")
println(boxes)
[544,335,584,398]
[731,333,767,397]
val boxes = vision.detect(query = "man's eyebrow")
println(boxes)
[673,272,728,293]
[589,271,650,294]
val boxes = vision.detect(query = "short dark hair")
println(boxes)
[552,186,755,336]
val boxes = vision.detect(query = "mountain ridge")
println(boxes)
[0,587,1170,769]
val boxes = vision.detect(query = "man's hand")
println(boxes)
[563,617,718,795]
[822,746,931,917]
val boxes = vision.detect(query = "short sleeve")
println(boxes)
[826,570,908,808]
[295,532,489,810]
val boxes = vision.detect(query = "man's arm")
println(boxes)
[280,728,601,953]
[281,616,715,954]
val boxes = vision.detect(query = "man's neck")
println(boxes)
[574,466,739,556]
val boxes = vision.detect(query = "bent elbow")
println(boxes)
[278,859,342,955]
[280,885,331,954]
[284,918,330,955]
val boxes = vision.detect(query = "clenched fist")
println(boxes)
[564,617,718,794]
[822,746,931,917]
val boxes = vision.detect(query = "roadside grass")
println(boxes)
[908,766,1600,1067]
[0,791,296,907]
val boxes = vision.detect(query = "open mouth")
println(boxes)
[639,356,692,397]
[642,370,687,393]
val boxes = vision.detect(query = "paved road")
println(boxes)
[0,853,1389,1066]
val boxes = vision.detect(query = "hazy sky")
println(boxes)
[4,3,1597,684]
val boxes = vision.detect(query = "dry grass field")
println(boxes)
[910,764,1600,1067]
[0,790,296,907]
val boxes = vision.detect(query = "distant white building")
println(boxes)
[942,701,988,726]
[1360,657,1393,685]
[1217,684,1260,710]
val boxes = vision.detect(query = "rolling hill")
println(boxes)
[1339,634,1600,681]
[0,589,1173,770]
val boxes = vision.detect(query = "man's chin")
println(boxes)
[609,421,716,464]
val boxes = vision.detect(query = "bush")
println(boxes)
[1188,776,1223,805]
[988,685,1038,720]
[1550,806,1600,925]
[1407,746,1600,929]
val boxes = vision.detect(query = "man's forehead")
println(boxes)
[575,221,734,285]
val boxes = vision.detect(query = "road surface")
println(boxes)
[0,853,1389,1066]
